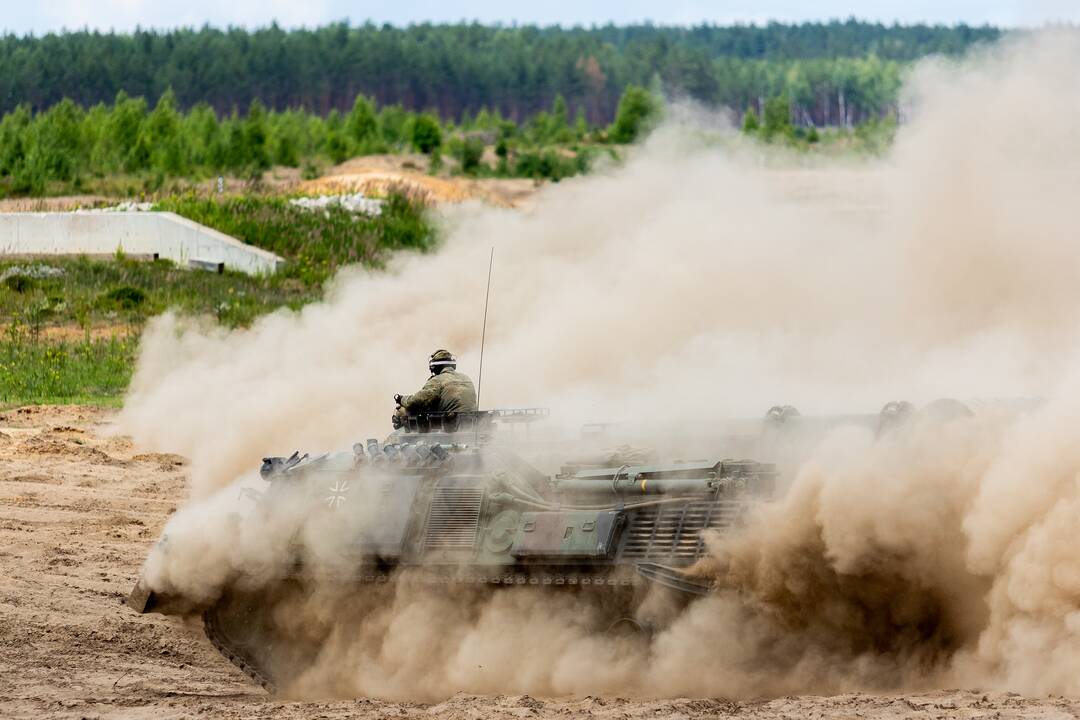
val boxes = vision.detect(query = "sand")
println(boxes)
[299,154,540,208]
[1,405,1078,718]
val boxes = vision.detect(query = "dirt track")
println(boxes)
[2,405,1079,719]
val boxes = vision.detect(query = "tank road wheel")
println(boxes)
[202,582,323,693]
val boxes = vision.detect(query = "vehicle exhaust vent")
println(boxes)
[620,500,744,564]
[424,483,485,549]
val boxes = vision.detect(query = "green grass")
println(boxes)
[741,116,899,156]
[0,191,437,406]
[0,254,302,405]
[0,330,137,407]
[2,191,435,328]
[157,191,436,285]
[1,255,318,330]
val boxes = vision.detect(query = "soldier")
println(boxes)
[395,350,478,421]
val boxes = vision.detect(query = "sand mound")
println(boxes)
[131,452,188,472]
[300,163,536,208]
[17,435,123,465]
[49,425,86,435]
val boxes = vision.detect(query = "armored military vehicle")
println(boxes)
[128,408,777,691]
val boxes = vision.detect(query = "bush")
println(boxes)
[512,148,587,181]
[3,274,35,293]
[762,95,794,141]
[379,193,435,250]
[300,158,322,180]
[99,285,147,310]
[411,115,443,154]
[609,86,661,144]
[457,136,485,174]
[742,108,760,134]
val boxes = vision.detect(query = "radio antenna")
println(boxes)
[475,247,495,414]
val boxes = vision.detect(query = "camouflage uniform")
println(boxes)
[400,369,478,414]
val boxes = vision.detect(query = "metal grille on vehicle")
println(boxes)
[424,484,485,549]
[620,500,745,564]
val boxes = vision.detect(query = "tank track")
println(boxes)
[202,605,276,693]
[353,569,643,588]
[202,568,645,693]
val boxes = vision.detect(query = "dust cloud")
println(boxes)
[128,31,1080,700]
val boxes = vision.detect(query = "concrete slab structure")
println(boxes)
[0,211,284,275]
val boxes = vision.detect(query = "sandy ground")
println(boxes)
[2,405,1080,719]
[0,325,136,342]
[0,154,539,216]
[0,196,111,212]
[301,154,540,208]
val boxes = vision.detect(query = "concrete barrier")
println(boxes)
[0,211,284,275]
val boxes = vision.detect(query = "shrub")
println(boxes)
[512,149,585,181]
[609,86,661,144]
[3,274,35,293]
[742,108,760,134]
[301,158,322,180]
[411,115,443,154]
[457,136,485,174]
[762,95,794,141]
[99,285,147,310]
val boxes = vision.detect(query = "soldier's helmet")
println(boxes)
[429,349,457,374]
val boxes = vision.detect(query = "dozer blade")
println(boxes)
[199,581,327,694]
[125,577,201,616]
[126,578,283,692]
[203,592,278,692]
[127,579,156,613]
[126,573,328,693]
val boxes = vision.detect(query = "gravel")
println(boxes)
[289,193,383,217]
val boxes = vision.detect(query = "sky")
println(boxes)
[2,0,1079,34]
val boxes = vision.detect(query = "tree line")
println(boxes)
[0,21,1000,124]
[0,85,662,195]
